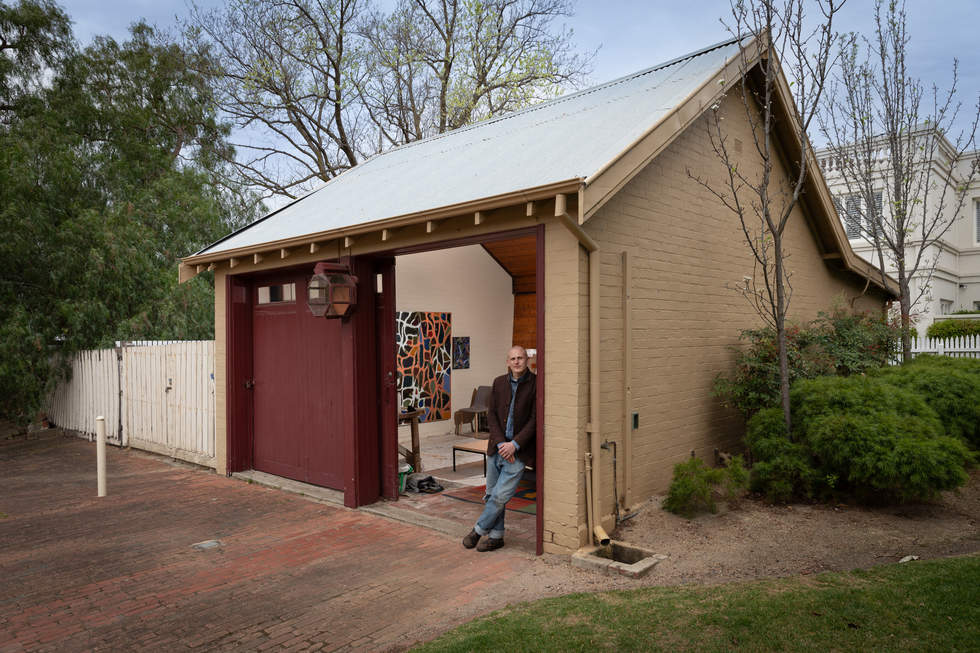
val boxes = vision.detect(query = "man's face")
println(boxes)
[507,348,528,377]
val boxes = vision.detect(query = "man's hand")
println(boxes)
[497,441,517,463]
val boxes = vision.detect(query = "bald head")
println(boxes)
[506,346,528,378]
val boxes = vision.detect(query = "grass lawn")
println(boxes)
[415,554,980,652]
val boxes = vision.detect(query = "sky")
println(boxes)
[59,0,979,146]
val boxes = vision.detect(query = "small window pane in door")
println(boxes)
[257,283,296,304]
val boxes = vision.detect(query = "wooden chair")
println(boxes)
[397,408,423,472]
[453,385,491,435]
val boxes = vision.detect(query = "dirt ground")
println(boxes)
[482,469,980,603]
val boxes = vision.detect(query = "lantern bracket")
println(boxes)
[313,261,351,275]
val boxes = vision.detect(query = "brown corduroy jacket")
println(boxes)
[486,369,536,467]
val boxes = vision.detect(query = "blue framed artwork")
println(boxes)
[452,336,470,370]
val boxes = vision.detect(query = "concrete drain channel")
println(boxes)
[572,541,666,578]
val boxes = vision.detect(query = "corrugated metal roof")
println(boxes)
[198,37,742,256]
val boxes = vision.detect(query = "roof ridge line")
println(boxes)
[353,33,743,166]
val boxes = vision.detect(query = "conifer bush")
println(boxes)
[875,356,980,449]
[745,376,973,503]
[745,408,817,502]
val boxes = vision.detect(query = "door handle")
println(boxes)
[244,379,255,389]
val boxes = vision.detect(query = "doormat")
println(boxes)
[443,480,536,515]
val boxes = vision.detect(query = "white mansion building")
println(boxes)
[817,132,980,326]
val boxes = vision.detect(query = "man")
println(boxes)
[462,345,536,552]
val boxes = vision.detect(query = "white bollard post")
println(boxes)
[96,415,106,497]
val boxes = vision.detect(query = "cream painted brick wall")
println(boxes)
[585,91,889,508]
[213,270,227,476]
[541,220,590,553]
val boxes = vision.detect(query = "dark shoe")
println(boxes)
[418,478,444,493]
[476,536,504,552]
[462,529,480,549]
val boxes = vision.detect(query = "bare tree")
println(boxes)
[356,1,437,146]
[183,0,369,199]
[689,0,843,433]
[183,0,591,197]
[358,0,591,148]
[819,0,980,361]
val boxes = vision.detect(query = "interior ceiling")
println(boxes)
[482,235,536,293]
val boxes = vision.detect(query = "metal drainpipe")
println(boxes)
[588,249,610,546]
[555,194,609,547]
[601,440,619,522]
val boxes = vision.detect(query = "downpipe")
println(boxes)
[584,452,595,544]
[601,440,620,523]
[586,451,610,546]
[602,440,639,525]
[589,248,609,547]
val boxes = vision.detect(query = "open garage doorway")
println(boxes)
[384,227,544,555]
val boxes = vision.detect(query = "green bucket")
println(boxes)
[398,463,413,492]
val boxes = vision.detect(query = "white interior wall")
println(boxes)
[396,245,515,437]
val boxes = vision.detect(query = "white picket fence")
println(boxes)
[909,335,980,359]
[46,341,216,468]
[47,348,123,443]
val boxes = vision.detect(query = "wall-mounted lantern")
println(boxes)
[308,262,358,318]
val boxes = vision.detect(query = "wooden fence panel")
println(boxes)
[123,344,169,456]
[46,349,120,443]
[124,342,215,467]
[47,342,215,468]
[164,341,215,463]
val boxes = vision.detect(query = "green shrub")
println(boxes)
[746,376,973,503]
[663,457,748,518]
[809,309,902,375]
[721,455,749,504]
[875,357,980,449]
[903,354,980,377]
[715,307,901,418]
[926,319,980,338]
[745,407,820,501]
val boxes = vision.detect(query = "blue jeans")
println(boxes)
[474,452,525,539]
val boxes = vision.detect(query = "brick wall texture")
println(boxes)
[541,91,886,550]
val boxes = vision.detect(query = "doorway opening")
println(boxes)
[384,227,544,555]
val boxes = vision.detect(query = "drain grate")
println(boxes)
[572,541,666,578]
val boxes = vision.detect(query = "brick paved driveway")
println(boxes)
[0,433,536,652]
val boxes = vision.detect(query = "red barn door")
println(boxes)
[251,272,345,489]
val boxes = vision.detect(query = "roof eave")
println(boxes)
[179,178,584,279]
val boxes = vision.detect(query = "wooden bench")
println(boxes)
[451,439,488,476]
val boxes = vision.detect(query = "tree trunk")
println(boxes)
[898,270,912,362]
[774,235,792,436]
